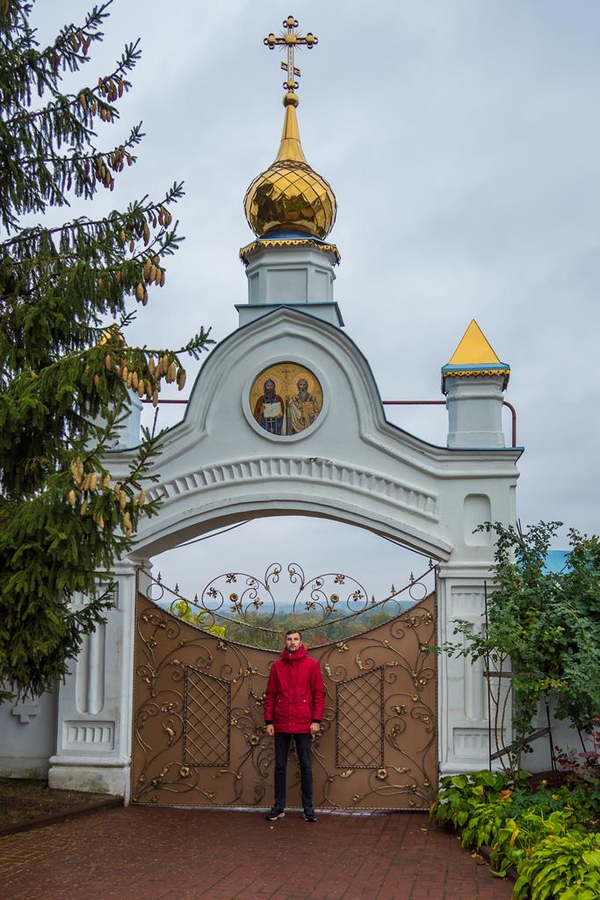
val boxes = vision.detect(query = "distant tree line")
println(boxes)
[171,605,408,650]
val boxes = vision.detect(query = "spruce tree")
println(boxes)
[0,0,211,699]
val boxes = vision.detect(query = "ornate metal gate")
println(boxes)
[132,563,437,810]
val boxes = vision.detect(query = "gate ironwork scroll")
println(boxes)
[132,562,437,810]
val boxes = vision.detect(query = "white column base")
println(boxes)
[48,759,130,797]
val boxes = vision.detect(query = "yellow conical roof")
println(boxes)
[448,319,501,365]
[244,96,337,239]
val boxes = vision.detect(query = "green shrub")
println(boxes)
[442,522,600,777]
[506,782,599,829]
[513,831,600,900]
[490,809,585,877]
[431,770,511,829]
[508,785,568,817]
[461,798,514,852]
[432,769,600,891]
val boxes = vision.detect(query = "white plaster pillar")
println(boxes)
[437,562,512,775]
[89,392,142,452]
[436,468,517,775]
[444,374,508,449]
[113,394,142,450]
[48,556,148,799]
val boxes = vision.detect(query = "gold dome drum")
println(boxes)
[244,159,336,239]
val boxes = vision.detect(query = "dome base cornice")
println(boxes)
[240,235,340,266]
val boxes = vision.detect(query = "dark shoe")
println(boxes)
[265,806,285,821]
[303,808,317,822]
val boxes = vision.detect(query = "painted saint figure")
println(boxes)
[253,378,285,434]
[287,378,320,434]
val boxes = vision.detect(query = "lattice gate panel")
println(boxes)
[336,668,384,768]
[132,592,437,810]
[183,668,231,767]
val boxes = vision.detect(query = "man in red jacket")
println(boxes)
[264,629,326,822]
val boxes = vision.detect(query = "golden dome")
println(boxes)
[244,99,337,239]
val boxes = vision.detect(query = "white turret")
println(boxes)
[442,320,510,449]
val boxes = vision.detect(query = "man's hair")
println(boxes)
[285,628,302,639]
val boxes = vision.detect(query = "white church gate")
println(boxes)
[45,306,520,800]
[44,17,521,800]
[131,564,437,810]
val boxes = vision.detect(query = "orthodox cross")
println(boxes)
[279,363,293,392]
[264,15,318,99]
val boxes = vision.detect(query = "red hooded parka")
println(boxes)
[264,645,326,734]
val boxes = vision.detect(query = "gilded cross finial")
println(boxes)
[264,15,318,108]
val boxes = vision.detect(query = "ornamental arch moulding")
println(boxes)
[105,305,518,562]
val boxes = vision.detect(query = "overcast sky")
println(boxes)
[32,1,600,603]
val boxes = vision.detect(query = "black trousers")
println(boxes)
[274,732,313,810]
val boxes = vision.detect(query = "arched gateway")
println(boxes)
[47,17,521,807]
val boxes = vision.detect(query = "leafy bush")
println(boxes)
[432,768,600,893]
[513,832,600,900]
[431,770,511,829]
[443,522,600,775]
[507,785,568,817]
[489,809,585,876]
[461,798,514,853]
[506,782,599,824]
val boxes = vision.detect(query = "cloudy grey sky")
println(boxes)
[32,2,600,601]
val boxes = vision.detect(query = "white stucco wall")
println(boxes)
[0,687,58,778]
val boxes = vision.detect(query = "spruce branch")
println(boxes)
[0,0,212,699]
[18,121,143,168]
[3,181,184,251]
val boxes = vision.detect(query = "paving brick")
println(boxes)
[0,807,513,900]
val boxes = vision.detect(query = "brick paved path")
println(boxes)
[0,807,514,900]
